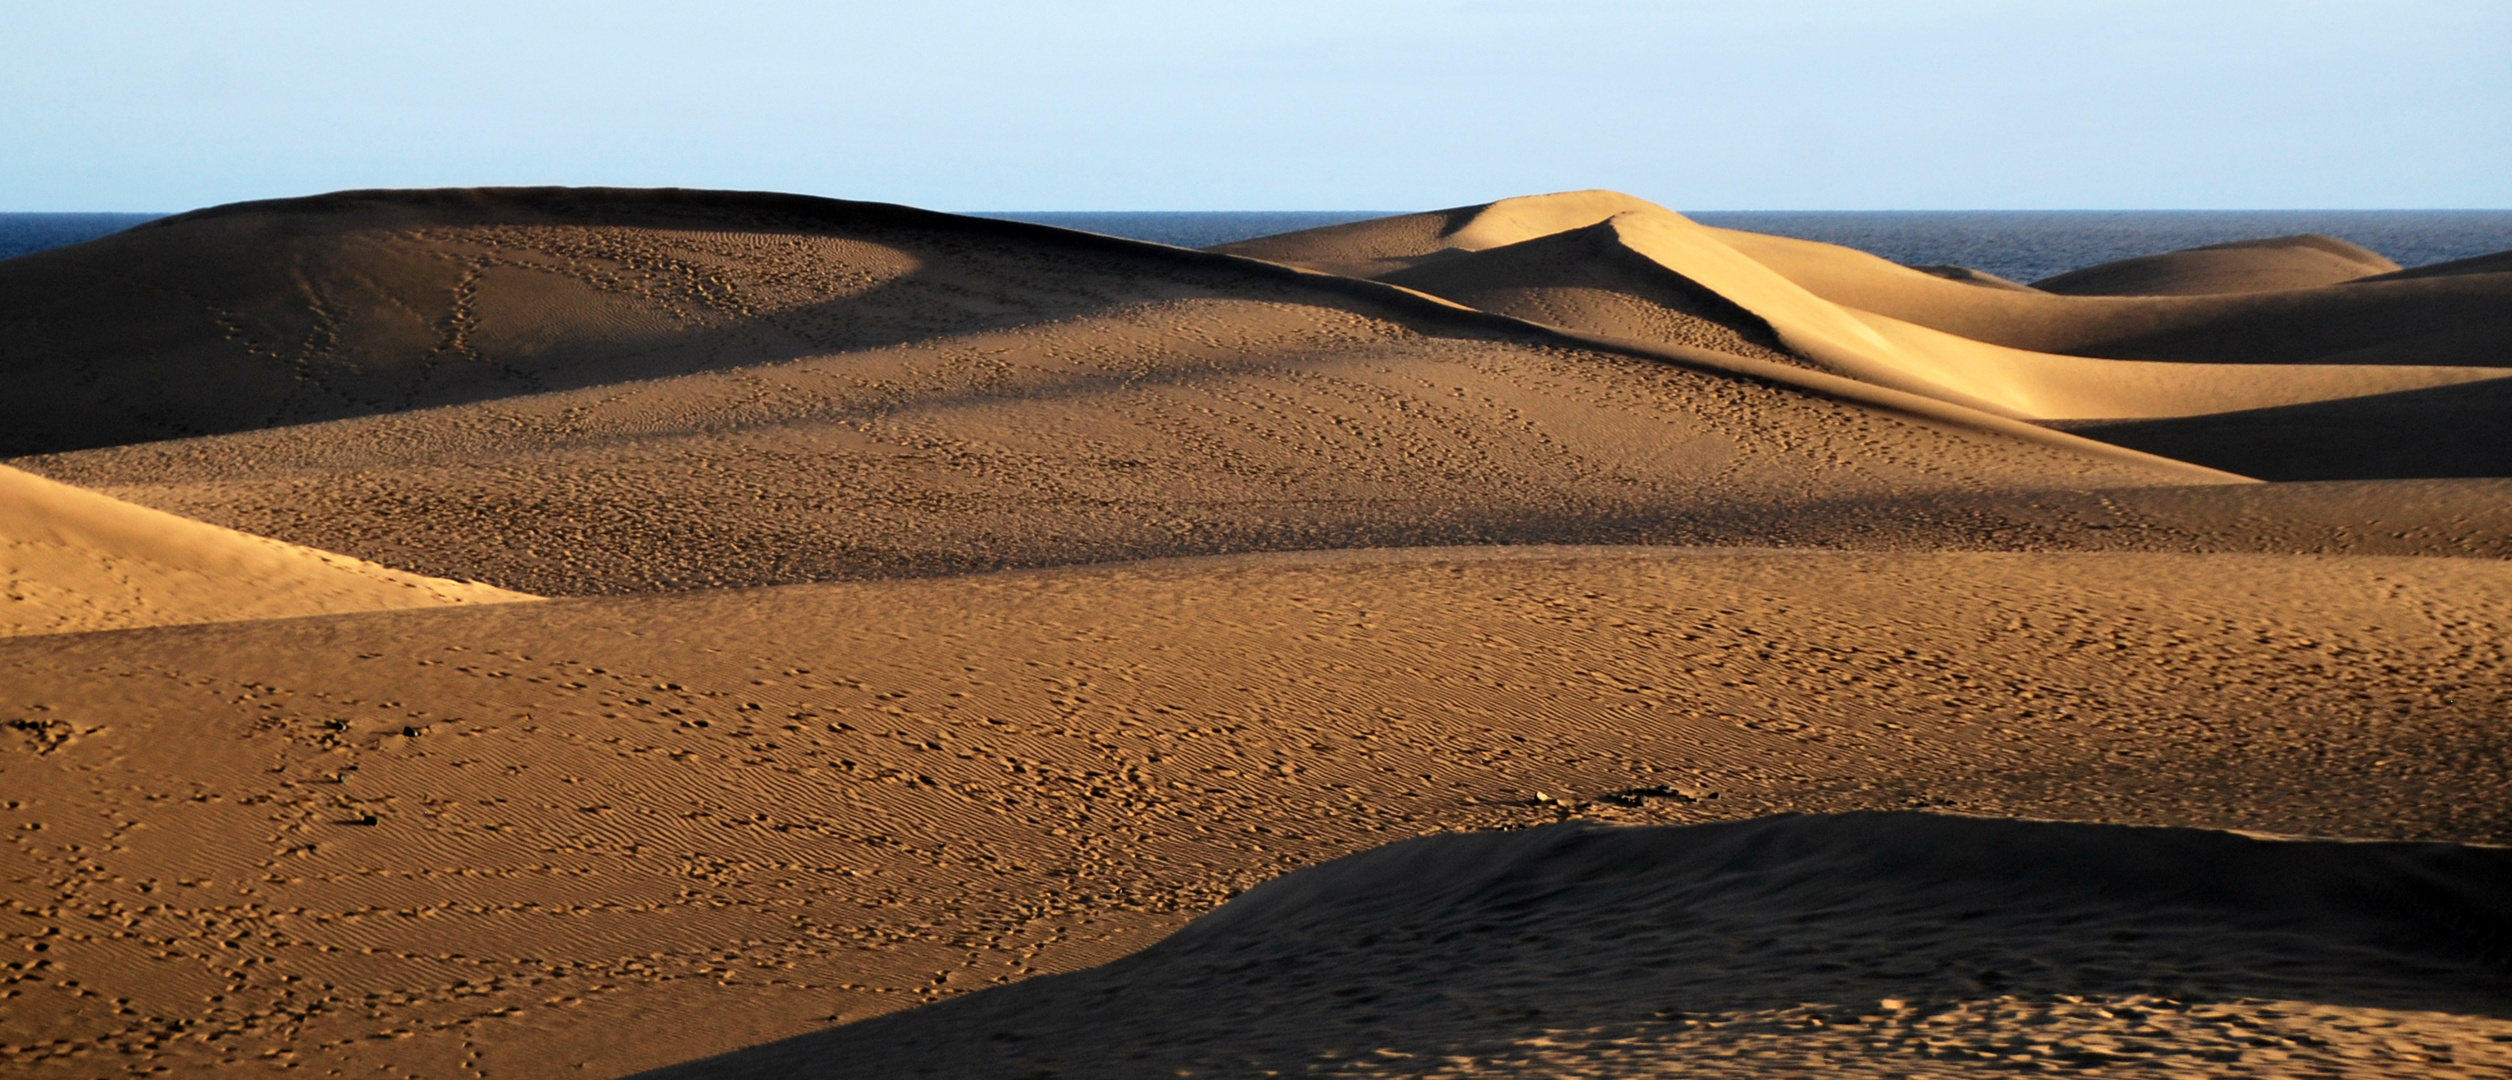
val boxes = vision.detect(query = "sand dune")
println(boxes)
[1374,216,1803,365]
[0,187,1345,456]
[659,813,2512,1078]
[2359,247,2512,281]
[2032,233,2400,295]
[1374,207,2509,422]
[1703,223,2512,366]
[0,462,527,636]
[1212,189,1669,279]
[7,186,2512,1079]
[1223,191,2510,370]
[7,189,2253,597]
[2059,377,2512,479]
[8,546,2512,1076]
[1905,263,2040,290]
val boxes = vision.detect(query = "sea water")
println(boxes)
[9,209,2510,286]
[0,213,166,261]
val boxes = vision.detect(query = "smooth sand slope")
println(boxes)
[8,548,2512,1077]
[6,188,2512,1079]
[0,462,527,636]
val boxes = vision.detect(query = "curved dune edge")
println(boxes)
[1580,211,2508,421]
[2359,247,2512,281]
[1213,188,1665,277]
[2,463,533,636]
[1212,257,2252,483]
[1701,222,2512,367]
[1224,194,2512,421]
[1837,302,2512,420]
[1499,323,2255,482]
[1218,253,2253,483]
[643,812,2512,1078]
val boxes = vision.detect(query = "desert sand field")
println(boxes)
[3,188,2508,1078]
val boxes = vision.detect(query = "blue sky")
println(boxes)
[4,0,2505,211]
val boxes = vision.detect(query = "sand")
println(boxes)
[10,547,2512,1076]
[4,187,2509,1078]
[1704,223,2512,369]
[1367,208,2507,422]
[665,812,2512,1078]
[0,463,528,637]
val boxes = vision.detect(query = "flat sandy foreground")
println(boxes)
[4,189,2510,1078]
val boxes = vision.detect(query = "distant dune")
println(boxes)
[1230,193,2511,428]
[5,187,2510,1079]
[2360,246,2512,281]
[2032,233,2400,295]
[1705,223,2512,368]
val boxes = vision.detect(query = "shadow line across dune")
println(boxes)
[640,812,2512,1079]
[2058,378,2512,480]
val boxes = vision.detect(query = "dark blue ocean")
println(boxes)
[8,209,2510,286]
[0,213,166,262]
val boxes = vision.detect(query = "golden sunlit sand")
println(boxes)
[4,188,2508,1077]
[0,463,529,637]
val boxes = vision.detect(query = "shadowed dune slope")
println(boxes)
[1376,217,1802,366]
[0,462,528,636]
[2059,377,2512,480]
[9,327,2221,596]
[8,546,2512,1076]
[0,186,1519,456]
[2032,234,2400,296]
[651,814,2512,1079]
